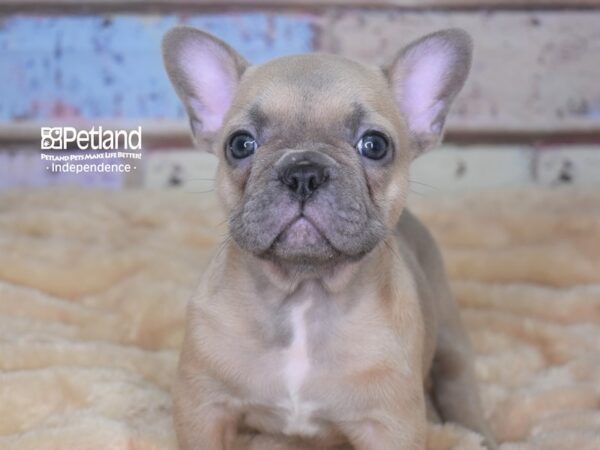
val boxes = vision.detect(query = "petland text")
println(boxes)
[41,126,142,151]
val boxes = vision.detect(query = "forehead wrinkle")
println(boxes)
[345,102,366,138]
[242,78,394,146]
[262,97,368,148]
[247,103,269,131]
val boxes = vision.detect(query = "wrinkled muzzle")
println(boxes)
[229,149,387,265]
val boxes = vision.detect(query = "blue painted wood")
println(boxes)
[0,13,316,121]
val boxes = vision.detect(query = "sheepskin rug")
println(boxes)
[0,187,598,450]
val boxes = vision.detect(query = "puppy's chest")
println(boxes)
[246,298,328,437]
[240,296,406,440]
[277,299,319,435]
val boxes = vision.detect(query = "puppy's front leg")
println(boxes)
[174,399,240,450]
[341,415,426,450]
[173,372,240,450]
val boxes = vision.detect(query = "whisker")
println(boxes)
[182,189,215,194]
[408,189,427,197]
[180,177,216,182]
[382,237,403,265]
[212,234,232,261]
[409,179,440,191]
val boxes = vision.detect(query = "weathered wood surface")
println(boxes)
[317,10,600,134]
[4,143,599,189]
[0,14,314,122]
[1,10,599,138]
[2,0,600,9]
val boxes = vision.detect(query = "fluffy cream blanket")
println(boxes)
[0,188,598,450]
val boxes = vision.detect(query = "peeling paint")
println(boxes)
[0,13,316,121]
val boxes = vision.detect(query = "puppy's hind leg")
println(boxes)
[235,434,351,450]
[431,325,498,450]
[395,210,497,448]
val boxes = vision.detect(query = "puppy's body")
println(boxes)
[163,28,496,450]
[174,211,490,449]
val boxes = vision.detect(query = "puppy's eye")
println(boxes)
[356,132,389,160]
[228,132,257,159]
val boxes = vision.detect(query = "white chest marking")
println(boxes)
[279,299,318,436]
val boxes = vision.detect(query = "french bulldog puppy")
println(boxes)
[163,26,497,450]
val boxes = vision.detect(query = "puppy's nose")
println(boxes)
[281,161,328,200]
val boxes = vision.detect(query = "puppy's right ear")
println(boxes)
[162,27,248,148]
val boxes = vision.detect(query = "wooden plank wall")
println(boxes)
[0,1,598,190]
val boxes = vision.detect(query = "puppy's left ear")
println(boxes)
[386,29,472,155]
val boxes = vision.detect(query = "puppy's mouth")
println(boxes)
[276,215,328,247]
[266,214,340,263]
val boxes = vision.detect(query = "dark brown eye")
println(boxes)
[228,132,257,159]
[356,132,389,160]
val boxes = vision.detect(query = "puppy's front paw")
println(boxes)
[481,437,499,450]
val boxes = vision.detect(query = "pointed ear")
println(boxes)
[162,26,248,148]
[386,29,472,155]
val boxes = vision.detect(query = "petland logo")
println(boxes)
[40,126,143,174]
[41,126,142,151]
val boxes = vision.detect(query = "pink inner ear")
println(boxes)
[180,41,236,133]
[400,45,452,136]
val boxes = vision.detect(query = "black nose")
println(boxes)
[281,161,329,200]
